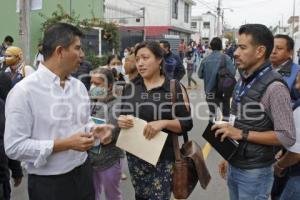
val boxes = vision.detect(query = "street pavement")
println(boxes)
[10,76,229,200]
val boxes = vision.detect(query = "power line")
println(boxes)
[223,0,272,9]
[193,0,217,14]
[202,0,218,9]
[125,0,169,9]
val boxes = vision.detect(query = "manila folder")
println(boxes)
[116,117,168,166]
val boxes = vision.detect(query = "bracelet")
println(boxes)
[275,162,285,170]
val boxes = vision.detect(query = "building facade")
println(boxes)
[191,11,217,44]
[271,25,289,35]
[287,15,300,62]
[104,0,196,51]
[0,0,104,63]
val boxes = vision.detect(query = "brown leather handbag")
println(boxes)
[170,80,211,199]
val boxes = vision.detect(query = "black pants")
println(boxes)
[28,159,94,200]
[206,93,230,121]
[179,52,184,63]
[271,175,288,200]
[0,181,11,200]
[187,70,197,86]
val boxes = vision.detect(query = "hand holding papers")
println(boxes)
[116,116,168,166]
[90,117,112,154]
[93,124,113,145]
[91,117,113,145]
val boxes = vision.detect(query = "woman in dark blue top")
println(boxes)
[118,41,193,200]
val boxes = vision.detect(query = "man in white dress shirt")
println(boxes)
[4,23,112,200]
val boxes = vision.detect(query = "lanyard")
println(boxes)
[235,66,272,102]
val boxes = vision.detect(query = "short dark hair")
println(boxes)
[210,37,222,50]
[42,23,83,60]
[274,34,294,51]
[159,40,170,50]
[107,54,122,66]
[135,41,164,74]
[4,35,13,43]
[238,24,274,59]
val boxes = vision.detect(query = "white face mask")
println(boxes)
[0,56,4,64]
[90,84,96,90]
[124,52,129,58]
[89,84,107,98]
[115,65,124,75]
[123,74,129,83]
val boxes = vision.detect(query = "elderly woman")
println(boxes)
[118,41,193,200]
[88,68,124,200]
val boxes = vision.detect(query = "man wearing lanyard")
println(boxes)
[270,34,300,200]
[4,23,113,200]
[213,24,296,200]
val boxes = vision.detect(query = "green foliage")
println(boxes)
[39,4,82,31]
[85,52,108,69]
[39,4,120,52]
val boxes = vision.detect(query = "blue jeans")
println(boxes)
[227,164,274,200]
[279,176,300,200]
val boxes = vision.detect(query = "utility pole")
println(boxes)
[19,0,31,64]
[216,0,221,37]
[141,7,146,41]
[70,0,72,17]
[292,0,296,41]
[281,14,284,32]
[279,20,281,34]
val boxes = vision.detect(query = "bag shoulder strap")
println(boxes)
[219,54,227,69]
[170,79,183,161]
[170,80,181,160]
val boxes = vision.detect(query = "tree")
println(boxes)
[223,31,234,43]
[39,4,120,53]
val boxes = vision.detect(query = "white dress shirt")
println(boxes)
[287,107,300,153]
[4,64,94,175]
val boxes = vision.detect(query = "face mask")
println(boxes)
[0,56,4,64]
[89,84,107,98]
[116,65,124,75]
[124,52,128,58]
[123,74,129,83]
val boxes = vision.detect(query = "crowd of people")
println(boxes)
[0,22,300,200]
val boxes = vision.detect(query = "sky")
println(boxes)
[192,0,300,28]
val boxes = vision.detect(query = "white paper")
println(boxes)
[116,117,168,166]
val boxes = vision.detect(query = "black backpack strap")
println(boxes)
[219,54,227,69]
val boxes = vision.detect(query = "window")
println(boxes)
[172,0,178,19]
[120,19,129,24]
[191,22,197,29]
[184,3,189,23]
[203,22,210,29]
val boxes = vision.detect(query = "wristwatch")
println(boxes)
[242,129,249,142]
